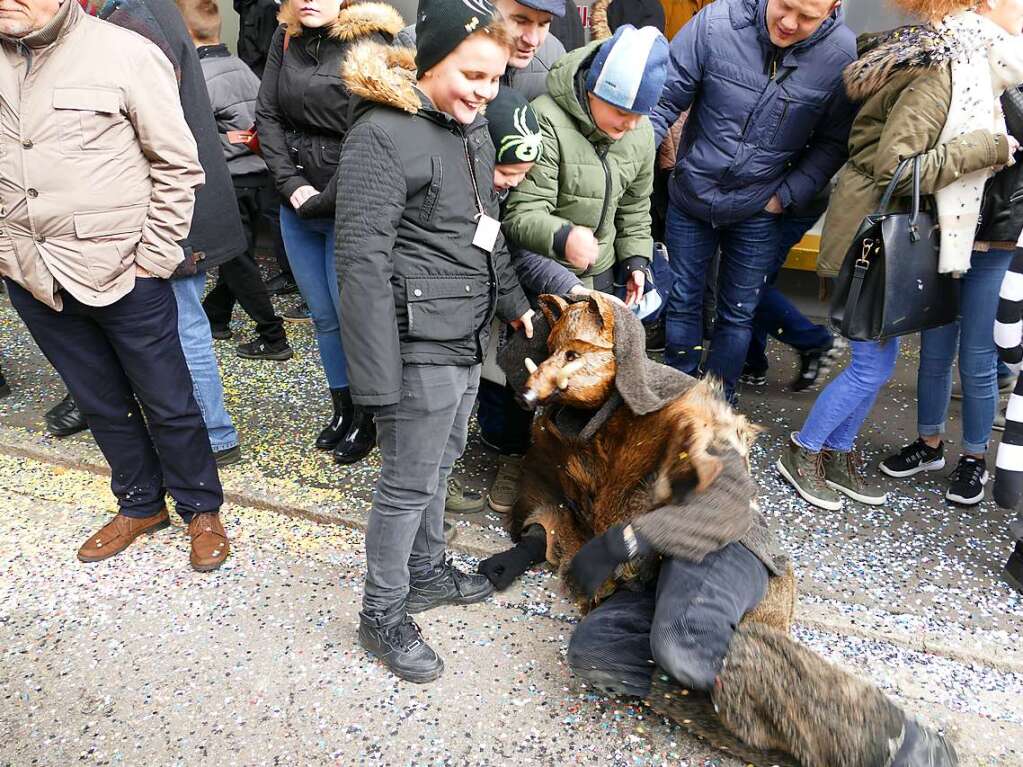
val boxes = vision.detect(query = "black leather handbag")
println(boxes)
[829,156,960,341]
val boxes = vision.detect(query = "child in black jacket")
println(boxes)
[334,0,532,683]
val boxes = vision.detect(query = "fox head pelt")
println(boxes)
[519,293,618,410]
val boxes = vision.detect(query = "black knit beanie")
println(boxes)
[487,86,544,165]
[415,0,497,78]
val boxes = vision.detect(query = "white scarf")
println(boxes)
[934,12,1023,275]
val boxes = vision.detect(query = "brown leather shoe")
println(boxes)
[77,507,170,563]
[188,512,229,572]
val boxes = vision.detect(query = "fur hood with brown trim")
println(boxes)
[341,39,421,114]
[276,0,404,39]
[843,24,966,103]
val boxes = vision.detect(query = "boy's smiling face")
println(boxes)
[494,161,535,191]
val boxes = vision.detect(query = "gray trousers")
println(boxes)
[362,364,481,617]
[566,542,768,697]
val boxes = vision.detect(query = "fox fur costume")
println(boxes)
[494,293,956,767]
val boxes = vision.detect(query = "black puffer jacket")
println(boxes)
[255,1,404,202]
[334,42,530,408]
[978,86,1023,244]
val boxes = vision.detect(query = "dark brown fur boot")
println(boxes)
[713,623,907,767]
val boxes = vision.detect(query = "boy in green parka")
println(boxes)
[502,24,669,304]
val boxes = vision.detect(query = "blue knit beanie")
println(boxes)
[585,25,669,116]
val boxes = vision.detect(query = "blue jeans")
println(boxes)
[745,214,832,374]
[279,205,348,389]
[663,206,782,396]
[918,248,1014,455]
[796,338,900,452]
[172,272,239,452]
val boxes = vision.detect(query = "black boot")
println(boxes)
[358,611,444,683]
[44,393,88,438]
[333,406,376,465]
[0,368,10,399]
[406,556,495,614]
[891,717,958,766]
[315,388,353,450]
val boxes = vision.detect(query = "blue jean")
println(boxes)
[918,248,1014,455]
[796,338,900,452]
[663,206,782,396]
[172,272,239,452]
[566,543,769,697]
[279,205,348,389]
[745,214,832,374]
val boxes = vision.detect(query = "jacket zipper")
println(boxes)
[594,144,612,239]
[462,131,492,363]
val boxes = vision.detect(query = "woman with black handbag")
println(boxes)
[777,0,1023,512]
[881,78,1023,506]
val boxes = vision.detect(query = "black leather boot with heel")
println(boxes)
[315,388,353,450]
[333,406,376,465]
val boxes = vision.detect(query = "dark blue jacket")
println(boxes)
[649,0,856,226]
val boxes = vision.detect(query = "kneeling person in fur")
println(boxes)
[480,292,958,767]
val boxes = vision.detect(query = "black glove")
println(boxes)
[566,524,650,599]
[478,529,546,590]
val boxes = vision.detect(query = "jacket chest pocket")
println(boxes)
[52,87,125,154]
[420,156,444,224]
[771,92,827,151]
[405,276,476,341]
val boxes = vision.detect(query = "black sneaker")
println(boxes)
[358,613,444,683]
[644,319,666,353]
[266,272,299,296]
[406,558,495,614]
[44,393,88,438]
[946,455,988,506]
[283,302,311,323]
[791,336,846,393]
[214,445,242,467]
[236,339,294,361]
[1004,541,1023,594]
[210,326,233,341]
[880,439,945,478]
[738,370,767,388]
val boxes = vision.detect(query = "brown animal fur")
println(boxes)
[511,294,791,628]
[342,41,420,114]
[277,0,404,39]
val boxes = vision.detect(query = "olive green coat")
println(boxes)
[502,41,655,282]
[818,30,1010,277]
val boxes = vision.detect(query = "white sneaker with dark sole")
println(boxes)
[776,457,843,511]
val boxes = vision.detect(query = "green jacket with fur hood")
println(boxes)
[817,26,1011,277]
[502,40,656,283]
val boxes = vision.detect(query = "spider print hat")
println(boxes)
[487,86,544,165]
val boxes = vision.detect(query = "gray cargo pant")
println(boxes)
[566,542,768,696]
[362,363,481,618]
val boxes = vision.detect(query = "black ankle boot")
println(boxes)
[45,393,88,438]
[333,407,376,465]
[0,369,10,399]
[891,717,958,767]
[315,388,353,450]
[357,611,443,683]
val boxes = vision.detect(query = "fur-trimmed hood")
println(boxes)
[277,0,404,41]
[341,39,420,114]
[843,24,963,102]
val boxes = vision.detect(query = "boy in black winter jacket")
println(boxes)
[335,0,533,684]
[179,0,293,362]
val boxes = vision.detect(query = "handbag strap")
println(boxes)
[876,157,913,213]
[842,236,878,338]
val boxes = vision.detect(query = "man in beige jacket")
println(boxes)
[0,0,231,571]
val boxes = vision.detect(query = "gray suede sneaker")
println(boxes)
[777,432,843,511]
[487,455,522,513]
[824,449,888,505]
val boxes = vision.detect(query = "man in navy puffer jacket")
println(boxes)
[649,0,855,398]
